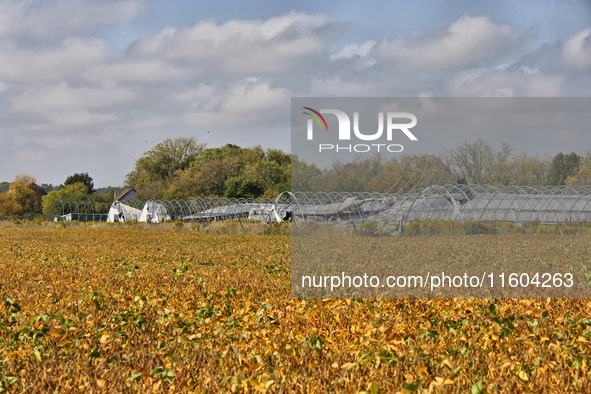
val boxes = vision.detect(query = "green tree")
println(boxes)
[42,183,113,216]
[547,152,581,185]
[167,154,241,198]
[42,183,89,216]
[126,138,206,185]
[225,159,290,198]
[125,137,206,199]
[65,173,95,194]
[190,144,243,168]
[291,156,321,192]
[167,144,291,199]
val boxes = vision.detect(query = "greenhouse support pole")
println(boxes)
[237,214,245,233]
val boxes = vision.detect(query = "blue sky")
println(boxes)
[0,0,590,186]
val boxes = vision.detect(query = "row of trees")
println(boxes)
[0,138,292,217]
[125,137,589,197]
[124,138,291,200]
[0,173,112,218]
[0,174,97,195]
[1,136,590,218]
[293,139,590,193]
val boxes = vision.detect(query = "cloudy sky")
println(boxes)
[1,0,590,187]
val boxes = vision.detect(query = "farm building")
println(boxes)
[113,188,137,202]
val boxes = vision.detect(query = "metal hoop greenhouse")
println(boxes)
[57,184,591,226]
[285,184,591,225]
[57,197,286,223]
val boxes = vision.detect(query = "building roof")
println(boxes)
[113,188,136,201]
[28,183,47,197]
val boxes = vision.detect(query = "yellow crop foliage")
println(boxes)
[0,228,590,392]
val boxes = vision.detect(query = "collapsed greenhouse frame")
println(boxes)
[57,184,591,226]
[286,184,591,226]
[56,197,286,223]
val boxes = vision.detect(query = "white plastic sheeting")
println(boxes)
[139,201,170,223]
[183,203,289,222]
[248,207,283,223]
[107,202,142,223]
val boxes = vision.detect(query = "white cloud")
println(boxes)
[174,84,226,114]
[331,41,376,61]
[0,0,146,40]
[174,84,219,103]
[29,130,127,151]
[221,81,289,114]
[446,67,566,97]
[14,83,134,112]
[13,83,134,128]
[374,14,514,70]
[14,149,52,164]
[128,117,170,129]
[83,60,180,83]
[0,39,107,82]
[182,80,290,127]
[562,27,591,68]
[133,11,341,76]
[0,7,588,186]
[308,77,386,96]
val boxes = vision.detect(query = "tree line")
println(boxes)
[294,139,587,193]
[0,136,589,218]
[0,173,113,218]
[124,138,290,200]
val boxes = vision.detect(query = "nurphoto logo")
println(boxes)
[303,107,418,153]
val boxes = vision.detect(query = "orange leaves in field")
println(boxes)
[0,228,590,392]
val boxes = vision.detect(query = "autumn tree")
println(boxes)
[65,172,95,194]
[8,174,41,215]
[306,153,454,194]
[125,137,206,199]
[505,153,551,186]
[566,151,591,185]
[0,192,17,218]
[442,139,515,184]
[369,154,453,193]
[313,155,385,193]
